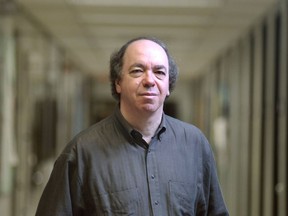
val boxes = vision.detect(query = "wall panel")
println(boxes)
[262,8,276,216]
[250,24,264,216]
[277,1,287,215]
[227,44,241,216]
[239,35,253,216]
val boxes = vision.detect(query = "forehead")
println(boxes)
[123,39,168,65]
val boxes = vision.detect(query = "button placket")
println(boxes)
[146,146,162,216]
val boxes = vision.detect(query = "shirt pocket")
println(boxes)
[99,187,140,216]
[169,181,196,216]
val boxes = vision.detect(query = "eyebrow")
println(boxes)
[129,63,145,69]
[154,65,167,71]
[129,63,167,71]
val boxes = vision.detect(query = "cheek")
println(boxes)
[132,80,141,91]
[135,81,141,87]
[117,80,138,95]
[159,80,170,94]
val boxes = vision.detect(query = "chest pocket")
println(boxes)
[169,181,196,216]
[99,187,140,216]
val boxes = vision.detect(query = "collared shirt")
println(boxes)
[36,106,229,216]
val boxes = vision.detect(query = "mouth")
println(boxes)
[139,92,158,96]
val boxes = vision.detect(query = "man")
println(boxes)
[36,36,229,215]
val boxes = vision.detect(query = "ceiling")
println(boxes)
[16,0,276,80]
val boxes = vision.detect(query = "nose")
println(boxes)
[142,71,155,88]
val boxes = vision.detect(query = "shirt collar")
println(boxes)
[113,104,167,142]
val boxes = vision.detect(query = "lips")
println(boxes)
[139,92,158,96]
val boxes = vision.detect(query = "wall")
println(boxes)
[190,1,287,215]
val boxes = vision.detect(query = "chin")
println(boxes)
[140,104,162,113]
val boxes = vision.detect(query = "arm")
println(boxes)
[207,153,229,216]
[35,151,84,215]
[196,135,229,216]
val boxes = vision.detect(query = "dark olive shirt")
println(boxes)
[36,106,229,216]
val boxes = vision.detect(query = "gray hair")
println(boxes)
[109,36,179,100]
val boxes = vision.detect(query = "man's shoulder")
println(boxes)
[164,115,209,144]
[62,115,115,151]
[164,115,199,131]
[75,115,115,141]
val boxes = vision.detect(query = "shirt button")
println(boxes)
[154,201,159,205]
[148,149,151,153]
[151,175,155,179]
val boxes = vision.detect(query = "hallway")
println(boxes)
[1,0,287,215]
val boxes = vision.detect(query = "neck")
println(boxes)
[119,105,163,142]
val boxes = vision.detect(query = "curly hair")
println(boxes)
[109,36,179,100]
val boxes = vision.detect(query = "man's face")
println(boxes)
[116,39,170,114]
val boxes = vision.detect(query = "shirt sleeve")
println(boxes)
[196,134,230,216]
[207,153,229,215]
[35,149,85,215]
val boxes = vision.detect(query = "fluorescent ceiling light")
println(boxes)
[68,0,225,8]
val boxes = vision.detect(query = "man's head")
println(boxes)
[110,36,178,101]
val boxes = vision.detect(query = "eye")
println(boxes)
[155,70,165,75]
[154,70,166,79]
[129,68,143,77]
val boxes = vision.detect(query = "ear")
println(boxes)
[115,79,121,94]
[167,89,170,97]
